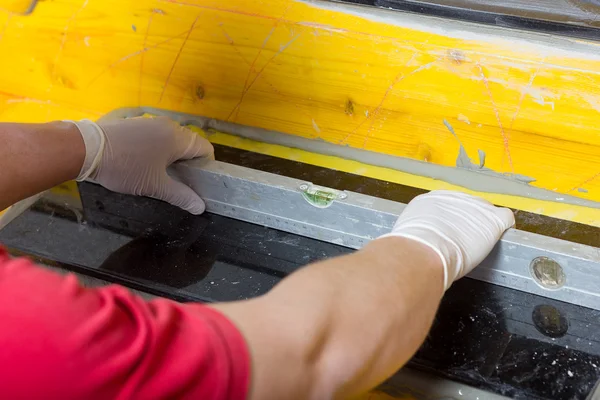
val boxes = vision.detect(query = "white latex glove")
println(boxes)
[70,117,214,215]
[381,190,515,290]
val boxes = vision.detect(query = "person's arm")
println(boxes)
[214,237,443,399]
[212,191,514,400]
[0,122,85,210]
[0,117,214,213]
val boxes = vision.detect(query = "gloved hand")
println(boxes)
[381,190,514,290]
[70,117,214,215]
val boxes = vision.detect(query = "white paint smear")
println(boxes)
[458,113,471,125]
[311,119,321,133]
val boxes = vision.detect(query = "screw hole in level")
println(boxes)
[530,256,566,290]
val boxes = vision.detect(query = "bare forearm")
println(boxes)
[213,237,444,400]
[0,122,84,210]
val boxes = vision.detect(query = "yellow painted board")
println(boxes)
[1,0,600,226]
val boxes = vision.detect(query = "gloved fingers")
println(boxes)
[412,190,515,231]
[492,206,516,230]
[173,125,214,161]
[158,175,206,215]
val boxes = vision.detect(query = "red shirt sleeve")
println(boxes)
[0,247,250,400]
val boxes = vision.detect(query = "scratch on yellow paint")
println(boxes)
[0,0,600,226]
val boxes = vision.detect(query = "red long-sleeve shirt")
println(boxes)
[0,247,250,399]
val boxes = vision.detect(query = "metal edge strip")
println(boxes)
[173,158,600,311]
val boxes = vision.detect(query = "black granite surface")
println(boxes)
[2,145,600,399]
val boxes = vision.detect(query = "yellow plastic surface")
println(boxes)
[1,0,600,227]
